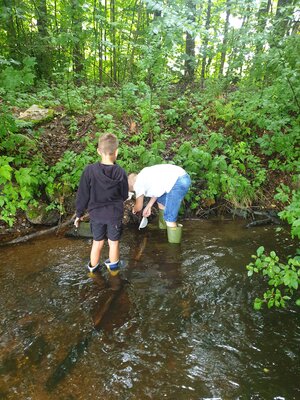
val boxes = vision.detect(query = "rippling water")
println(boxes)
[0,219,299,399]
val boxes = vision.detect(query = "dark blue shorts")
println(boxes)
[90,221,123,241]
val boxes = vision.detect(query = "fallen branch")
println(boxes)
[2,214,76,246]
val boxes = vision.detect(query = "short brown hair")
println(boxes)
[98,133,118,155]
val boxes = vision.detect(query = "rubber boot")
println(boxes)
[104,259,120,276]
[158,209,167,230]
[167,224,183,244]
[87,262,101,273]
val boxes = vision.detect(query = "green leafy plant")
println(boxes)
[0,57,36,93]
[0,156,44,226]
[275,183,300,239]
[246,246,300,310]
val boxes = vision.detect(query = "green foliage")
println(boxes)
[0,106,47,225]
[45,145,96,198]
[95,114,116,131]
[118,141,164,172]
[0,155,45,226]
[138,96,161,139]
[246,246,300,310]
[275,184,300,240]
[173,137,266,209]
[163,96,189,126]
[0,57,36,93]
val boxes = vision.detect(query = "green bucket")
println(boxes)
[167,224,182,244]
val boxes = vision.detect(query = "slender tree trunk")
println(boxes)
[3,0,19,60]
[98,0,103,84]
[35,0,52,79]
[71,0,84,84]
[123,0,138,81]
[274,0,295,40]
[200,0,212,88]
[110,0,117,83]
[226,0,253,80]
[219,0,231,78]
[184,0,196,82]
[255,0,272,54]
[92,0,98,85]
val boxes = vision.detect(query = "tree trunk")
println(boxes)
[255,0,272,54]
[3,0,18,60]
[226,0,253,80]
[219,0,231,78]
[71,0,85,84]
[184,0,196,82]
[200,0,212,88]
[274,0,295,40]
[35,0,52,79]
[110,0,117,83]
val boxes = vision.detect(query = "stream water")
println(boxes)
[0,219,299,399]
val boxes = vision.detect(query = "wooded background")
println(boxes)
[1,0,299,85]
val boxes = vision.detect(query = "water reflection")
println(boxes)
[0,219,299,399]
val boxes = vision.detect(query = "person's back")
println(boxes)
[128,163,191,243]
[75,133,128,275]
[76,161,128,223]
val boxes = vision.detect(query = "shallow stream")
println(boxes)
[0,219,299,399]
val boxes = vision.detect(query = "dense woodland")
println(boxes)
[0,0,299,308]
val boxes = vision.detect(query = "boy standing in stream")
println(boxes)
[74,133,128,275]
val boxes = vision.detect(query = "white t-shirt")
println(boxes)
[134,164,186,198]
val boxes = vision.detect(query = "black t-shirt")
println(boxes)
[76,162,128,224]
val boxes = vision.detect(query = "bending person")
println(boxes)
[128,164,191,243]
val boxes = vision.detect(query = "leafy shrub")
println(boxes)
[0,57,36,93]
[246,246,300,310]
[174,140,265,209]
[95,113,116,131]
[275,184,300,239]
[0,155,46,226]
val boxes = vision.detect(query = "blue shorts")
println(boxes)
[157,174,191,222]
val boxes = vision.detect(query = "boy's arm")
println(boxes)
[133,195,144,213]
[143,197,157,217]
[120,171,129,201]
[75,167,90,218]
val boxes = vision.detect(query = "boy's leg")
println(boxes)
[88,222,106,271]
[90,239,105,267]
[164,174,191,227]
[108,239,119,263]
[105,222,122,276]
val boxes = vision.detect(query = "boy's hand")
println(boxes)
[143,207,151,217]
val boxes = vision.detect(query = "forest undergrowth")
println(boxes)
[1,76,299,309]
[0,78,299,234]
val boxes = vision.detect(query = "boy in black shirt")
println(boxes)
[74,133,128,275]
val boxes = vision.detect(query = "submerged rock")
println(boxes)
[68,221,92,238]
